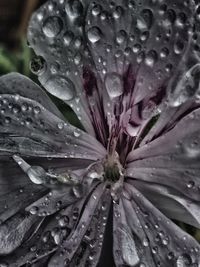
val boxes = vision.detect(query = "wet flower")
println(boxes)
[0,0,200,266]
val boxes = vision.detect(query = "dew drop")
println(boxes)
[27,166,46,184]
[29,206,39,215]
[105,72,123,98]
[116,30,127,44]
[45,76,75,101]
[64,31,74,46]
[42,16,63,38]
[145,50,158,67]
[174,40,185,55]
[176,254,192,267]
[30,56,45,75]
[65,0,83,19]
[187,181,195,189]
[87,27,102,43]
[58,216,69,227]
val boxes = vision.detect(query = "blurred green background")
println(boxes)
[0,0,200,242]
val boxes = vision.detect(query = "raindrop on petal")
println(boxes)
[65,0,83,19]
[45,76,75,101]
[176,254,192,267]
[105,72,123,98]
[87,27,102,43]
[42,16,63,38]
[27,166,46,184]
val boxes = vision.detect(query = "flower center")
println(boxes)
[103,153,123,183]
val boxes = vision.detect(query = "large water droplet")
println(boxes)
[27,166,46,184]
[65,0,83,19]
[45,76,75,101]
[145,50,158,67]
[42,16,63,38]
[105,72,123,98]
[30,56,46,75]
[87,27,102,43]
[176,254,192,267]
[137,9,153,30]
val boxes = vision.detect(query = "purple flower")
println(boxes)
[0,0,200,266]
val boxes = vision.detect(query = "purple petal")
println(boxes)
[0,92,106,160]
[27,0,103,137]
[127,107,200,201]
[0,213,38,255]
[85,0,196,124]
[0,73,64,120]
[0,156,47,223]
[119,182,200,266]
[113,199,140,266]
[48,183,109,266]
[129,179,200,228]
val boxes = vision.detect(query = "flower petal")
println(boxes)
[127,107,200,201]
[48,183,109,266]
[0,73,64,120]
[141,98,200,145]
[27,0,105,138]
[0,212,38,255]
[113,199,141,266]
[117,183,200,267]
[0,93,106,160]
[0,156,47,223]
[85,0,196,111]
[129,179,200,228]
[1,199,86,266]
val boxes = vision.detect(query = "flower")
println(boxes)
[0,0,200,266]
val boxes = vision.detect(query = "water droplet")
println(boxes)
[42,16,63,38]
[160,47,169,58]
[30,56,45,75]
[137,9,153,30]
[87,27,102,43]
[64,31,74,46]
[57,122,64,130]
[105,72,123,98]
[29,206,39,215]
[113,6,123,19]
[145,50,158,67]
[176,254,192,267]
[143,239,149,247]
[27,166,46,184]
[73,130,81,137]
[116,30,127,44]
[174,40,185,55]
[65,0,83,19]
[58,216,69,227]
[45,76,75,101]
[187,181,195,189]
